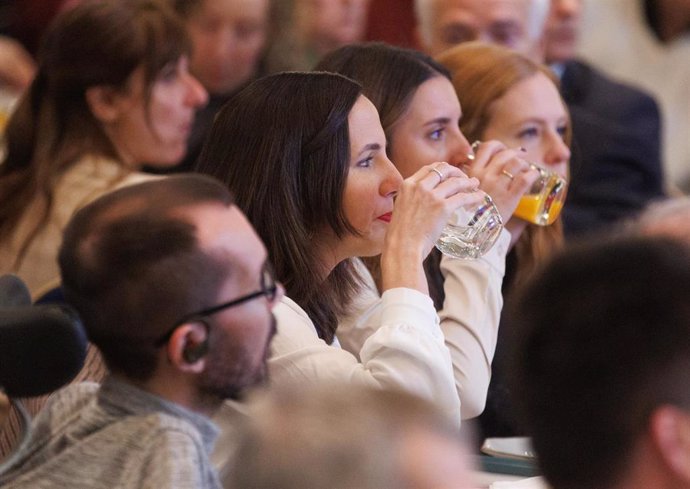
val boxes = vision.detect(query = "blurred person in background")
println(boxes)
[225,383,473,489]
[0,0,207,297]
[511,235,690,489]
[264,0,370,72]
[543,0,667,227]
[157,0,270,172]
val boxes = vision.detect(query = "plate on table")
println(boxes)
[481,437,537,461]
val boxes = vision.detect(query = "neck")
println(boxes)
[315,235,348,279]
[117,372,221,418]
[606,434,690,489]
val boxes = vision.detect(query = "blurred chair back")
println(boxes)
[0,274,87,470]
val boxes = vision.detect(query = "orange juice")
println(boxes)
[515,194,565,225]
[0,110,8,133]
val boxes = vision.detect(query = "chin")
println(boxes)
[153,149,186,167]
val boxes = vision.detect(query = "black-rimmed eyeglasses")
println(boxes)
[154,263,278,347]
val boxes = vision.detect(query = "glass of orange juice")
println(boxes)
[514,164,567,226]
[467,142,567,226]
[0,90,19,134]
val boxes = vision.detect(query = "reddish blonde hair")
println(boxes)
[436,41,570,287]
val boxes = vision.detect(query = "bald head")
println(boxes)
[414,0,549,61]
[58,175,240,380]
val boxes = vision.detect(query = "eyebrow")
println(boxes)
[357,143,382,156]
[489,20,522,32]
[424,117,454,127]
[507,116,569,129]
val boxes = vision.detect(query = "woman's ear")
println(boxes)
[166,322,209,374]
[650,405,690,482]
[85,85,123,123]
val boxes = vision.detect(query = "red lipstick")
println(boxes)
[377,212,392,222]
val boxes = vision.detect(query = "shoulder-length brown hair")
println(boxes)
[195,71,364,344]
[0,0,190,265]
[436,41,571,287]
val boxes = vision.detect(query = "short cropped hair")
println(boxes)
[59,175,235,381]
[226,383,461,489]
[510,236,690,489]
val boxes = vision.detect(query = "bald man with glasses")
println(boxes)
[0,175,281,489]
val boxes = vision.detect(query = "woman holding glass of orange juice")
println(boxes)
[437,41,571,290]
[436,41,572,439]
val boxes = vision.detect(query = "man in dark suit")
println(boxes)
[546,0,665,237]
[414,0,666,238]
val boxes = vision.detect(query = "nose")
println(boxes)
[380,154,403,198]
[555,0,582,18]
[543,131,571,169]
[185,72,209,108]
[446,126,473,167]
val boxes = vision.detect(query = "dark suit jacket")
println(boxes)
[560,59,665,238]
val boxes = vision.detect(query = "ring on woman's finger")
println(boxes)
[430,167,445,182]
[501,169,514,180]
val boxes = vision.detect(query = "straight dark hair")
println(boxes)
[59,175,234,381]
[0,0,190,265]
[316,42,450,149]
[195,71,364,344]
[316,42,451,302]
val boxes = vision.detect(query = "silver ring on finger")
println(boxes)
[430,167,445,182]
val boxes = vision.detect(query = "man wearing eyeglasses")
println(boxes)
[0,175,281,489]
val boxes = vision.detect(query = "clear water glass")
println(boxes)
[435,195,504,260]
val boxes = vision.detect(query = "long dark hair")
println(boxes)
[316,42,451,302]
[195,71,364,343]
[0,0,189,265]
[316,42,451,149]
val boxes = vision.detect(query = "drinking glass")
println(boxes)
[435,194,504,260]
[467,142,568,226]
[514,164,568,226]
[0,90,19,134]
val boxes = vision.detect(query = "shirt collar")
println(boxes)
[98,376,220,452]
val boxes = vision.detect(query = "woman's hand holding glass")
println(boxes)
[462,140,539,222]
[387,162,502,266]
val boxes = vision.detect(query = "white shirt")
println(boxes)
[211,230,509,470]
[337,229,511,420]
[270,286,461,426]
